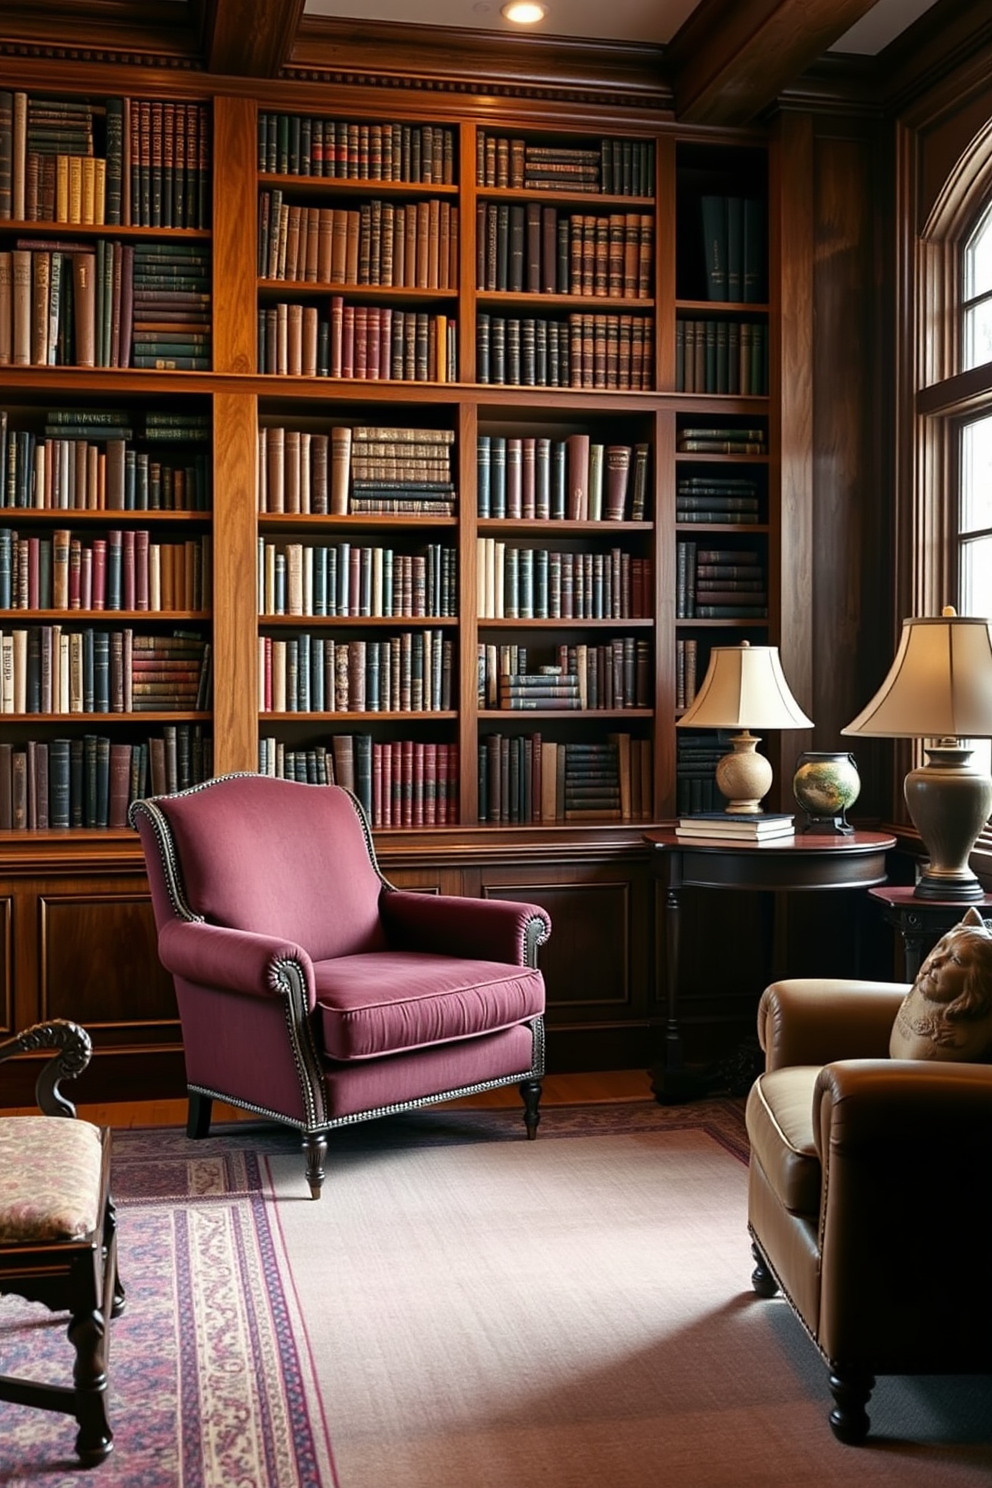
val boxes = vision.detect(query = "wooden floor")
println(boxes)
[60,1069,656,1129]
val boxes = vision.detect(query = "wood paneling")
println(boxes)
[40,894,177,1029]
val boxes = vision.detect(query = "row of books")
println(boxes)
[256,422,455,516]
[0,240,212,370]
[258,540,456,619]
[476,312,654,389]
[258,115,455,185]
[677,424,767,455]
[475,204,653,298]
[479,640,652,711]
[0,627,210,714]
[478,733,652,824]
[476,134,655,198]
[0,725,213,831]
[259,192,459,290]
[478,434,649,522]
[676,319,768,396]
[259,631,454,715]
[1,408,211,511]
[477,539,651,620]
[0,94,210,229]
[257,734,460,829]
[676,475,762,526]
[676,734,730,815]
[676,542,767,618]
[0,528,211,612]
[699,195,765,303]
[257,301,457,383]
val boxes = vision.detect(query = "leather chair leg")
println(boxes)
[520,1077,542,1139]
[750,1239,780,1298]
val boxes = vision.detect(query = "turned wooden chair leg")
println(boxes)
[304,1132,328,1199]
[750,1240,780,1298]
[828,1367,875,1445]
[520,1077,542,1139]
[68,1304,113,1465]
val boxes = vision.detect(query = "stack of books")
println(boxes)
[497,668,582,711]
[674,812,795,841]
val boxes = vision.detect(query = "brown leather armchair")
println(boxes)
[746,977,992,1444]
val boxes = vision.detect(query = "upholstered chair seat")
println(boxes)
[132,774,550,1197]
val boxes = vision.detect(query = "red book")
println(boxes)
[134,530,150,611]
[354,305,368,379]
[423,740,437,826]
[566,433,590,519]
[412,741,425,826]
[122,529,136,610]
[522,437,536,519]
[330,295,344,377]
[90,539,107,610]
[342,304,355,378]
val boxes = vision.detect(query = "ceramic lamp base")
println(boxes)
[715,731,772,814]
[906,746,992,901]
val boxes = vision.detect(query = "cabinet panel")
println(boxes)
[0,896,11,1032]
[39,890,176,1032]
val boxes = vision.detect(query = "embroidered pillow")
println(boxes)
[890,906,992,1061]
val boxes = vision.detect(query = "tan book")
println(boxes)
[31,251,50,366]
[330,209,347,282]
[345,210,360,285]
[266,425,285,513]
[94,157,106,226]
[285,204,301,282]
[69,155,83,224]
[285,430,301,514]
[302,305,318,377]
[12,249,32,366]
[428,197,441,290]
[56,154,70,222]
[330,426,352,515]
[305,207,320,281]
[416,200,429,289]
[82,155,96,225]
[72,251,97,368]
[286,301,303,375]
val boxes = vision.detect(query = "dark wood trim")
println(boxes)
[287,16,673,114]
[205,0,304,79]
[666,0,877,125]
[917,362,992,418]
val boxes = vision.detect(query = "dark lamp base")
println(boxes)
[912,872,987,902]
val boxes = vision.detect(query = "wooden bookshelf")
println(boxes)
[0,55,780,1097]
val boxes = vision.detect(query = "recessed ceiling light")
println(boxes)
[501,2,547,24]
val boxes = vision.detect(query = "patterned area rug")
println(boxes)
[0,1099,744,1487]
[3,1097,990,1487]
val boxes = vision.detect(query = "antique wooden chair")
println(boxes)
[132,773,550,1198]
[0,1020,124,1466]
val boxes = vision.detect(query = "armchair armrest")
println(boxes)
[157,918,316,1009]
[758,979,910,1071]
[815,1058,992,1149]
[0,1020,92,1118]
[380,888,551,967]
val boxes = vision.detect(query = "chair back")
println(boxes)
[133,775,389,961]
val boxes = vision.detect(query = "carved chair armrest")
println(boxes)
[758,979,910,1071]
[380,888,551,968]
[0,1019,92,1118]
[157,918,316,1009]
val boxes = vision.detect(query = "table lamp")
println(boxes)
[677,641,813,814]
[842,608,992,901]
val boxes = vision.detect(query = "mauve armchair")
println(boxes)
[131,773,550,1198]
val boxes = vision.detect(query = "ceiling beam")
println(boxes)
[205,0,306,77]
[667,0,879,124]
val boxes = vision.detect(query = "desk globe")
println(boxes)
[792,750,860,834]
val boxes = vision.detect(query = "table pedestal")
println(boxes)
[869,886,992,980]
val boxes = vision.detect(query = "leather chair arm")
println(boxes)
[157,918,315,1006]
[815,1058,992,1149]
[758,979,910,1071]
[380,889,551,967]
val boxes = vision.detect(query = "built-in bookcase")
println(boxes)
[0,47,784,1089]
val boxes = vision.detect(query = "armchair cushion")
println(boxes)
[314,952,545,1060]
[745,1066,821,1219]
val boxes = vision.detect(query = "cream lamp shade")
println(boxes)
[842,609,992,901]
[677,642,812,814]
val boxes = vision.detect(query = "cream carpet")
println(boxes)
[265,1112,992,1488]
